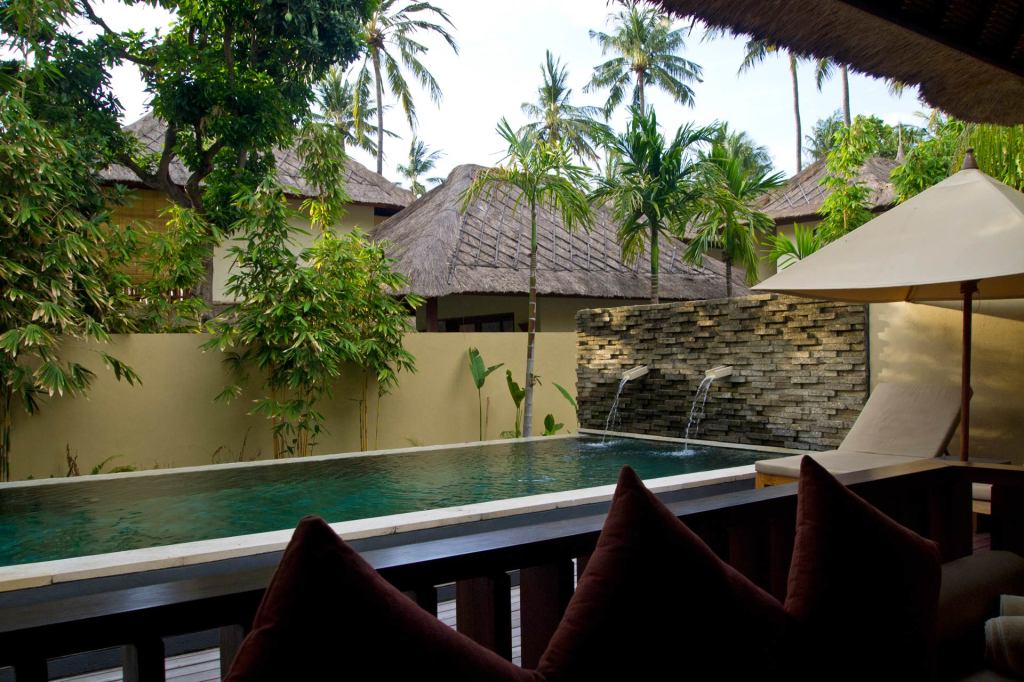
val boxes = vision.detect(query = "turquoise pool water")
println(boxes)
[0,437,782,567]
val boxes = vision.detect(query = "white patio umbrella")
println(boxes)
[753,152,1024,460]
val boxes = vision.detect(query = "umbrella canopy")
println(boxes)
[754,154,1024,459]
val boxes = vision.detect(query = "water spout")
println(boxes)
[603,366,648,441]
[683,375,715,452]
[704,365,733,380]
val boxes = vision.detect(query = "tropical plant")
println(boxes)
[542,414,564,436]
[0,93,141,481]
[553,382,578,413]
[805,111,846,163]
[738,39,803,173]
[397,137,445,197]
[814,59,851,127]
[591,108,718,304]
[708,123,775,177]
[316,66,396,156]
[501,370,526,439]
[467,348,503,440]
[586,1,702,117]
[352,0,458,174]
[686,132,785,296]
[763,224,825,269]
[521,50,610,163]
[462,120,593,437]
[817,117,878,243]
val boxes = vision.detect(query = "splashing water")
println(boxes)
[602,377,629,442]
[683,375,715,453]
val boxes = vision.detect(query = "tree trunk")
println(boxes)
[360,371,369,451]
[522,201,538,437]
[372,49,385,176]
[637,72,645,115]
[841,65,851,127]
[789,53,803,173]
[1,385,11,482]
[649,221,660,304]
[725,256,733,298]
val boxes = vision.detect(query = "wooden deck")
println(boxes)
[57,587,524,681]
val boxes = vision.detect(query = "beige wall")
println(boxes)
[870,301,1024,463]
[416,295,654,333]
[8,333,578,480]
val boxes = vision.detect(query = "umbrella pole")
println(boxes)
[960,281,978,461]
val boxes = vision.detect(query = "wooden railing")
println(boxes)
[0,460,1020,681]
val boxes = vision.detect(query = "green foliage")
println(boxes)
[315,66,396,157]
[541,413,564,436]
[0,93,141,481]
[553,382,577,412]
[462,120,592,438]
[687,126,784,296]
[398,137,445,197]
[592,107,718,303]
[468,347,503,440]
[764,225,825,269]
[205,180,420,458]
[501,369,526,439]
[817,116,878,243]
[521,50,610,163]
[352,0,458,173]
[586,2,702,116]
[805,111,846,163]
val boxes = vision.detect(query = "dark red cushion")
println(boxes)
[537,466,792,680]
[785,456,941,680]
[224,516,538,682]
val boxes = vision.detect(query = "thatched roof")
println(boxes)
[101,115,415,209]
[658,0,1024,126]
[374,164,748,300]
[757,156,898,224]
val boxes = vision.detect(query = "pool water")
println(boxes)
[0,437,781,566]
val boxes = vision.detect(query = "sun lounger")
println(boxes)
[755,383,962,487]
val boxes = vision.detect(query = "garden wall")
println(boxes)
[8,333,578,480]
[576,294,869,450]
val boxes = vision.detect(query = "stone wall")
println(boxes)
[576,294,868,450]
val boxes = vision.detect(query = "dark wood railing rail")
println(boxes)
[1,460,1021,681]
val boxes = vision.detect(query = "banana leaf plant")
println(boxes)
[468,348,503,440]
[501,370,526,438]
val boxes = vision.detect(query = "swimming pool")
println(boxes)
[0,435,790,568]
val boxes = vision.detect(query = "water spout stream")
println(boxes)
[683,375,715,453]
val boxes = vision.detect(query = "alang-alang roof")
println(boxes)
[101,114,415,210]
[373,164,748,300]
[757,157,899,225]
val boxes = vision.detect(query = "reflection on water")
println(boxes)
[0,437,780,566]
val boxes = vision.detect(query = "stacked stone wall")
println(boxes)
[575,294,868,450]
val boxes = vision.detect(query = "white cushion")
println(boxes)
[755,450,920,478]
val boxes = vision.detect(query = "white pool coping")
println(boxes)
[0,434,806,593]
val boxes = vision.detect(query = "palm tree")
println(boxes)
[805,111,845,163]
[586,2,702,117]
[521,50,610,163]
[591,107,718,304]
[461,120,592,437]
[686,133,785,296]
[316,67,396,157]
[709,123,774,177]
[352,0,458,175]
[397,137,444,197]
[815,59,851,126]
[738,39,803,172]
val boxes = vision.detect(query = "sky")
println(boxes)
[96,0,929,186]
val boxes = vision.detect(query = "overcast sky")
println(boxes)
[97,0,927,186]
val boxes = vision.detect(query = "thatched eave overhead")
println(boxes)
[657,0,1024,125]
[374,164,747,301]
[100,115,415,210]
[757,156,898,224]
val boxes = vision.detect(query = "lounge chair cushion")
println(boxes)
[537,466,793,681]
[839,382,961,458]
[755,450,920,478]
[224,516,538,682]
[785,456,942,681]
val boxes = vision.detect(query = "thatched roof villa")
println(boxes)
[374,164,747,332]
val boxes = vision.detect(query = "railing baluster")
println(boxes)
[520,560,574,668]
[219,625,247,678]
[124,637,165,682]
[456,573,512,660]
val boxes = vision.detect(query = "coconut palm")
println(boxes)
[521,50,610,163]
[461,120,592,437]
[708,123,775,177]
[738,39,803,172]
[591,107,718,304]
[815,58,851,126]
[805,111,845,163]
[686,133,785,296]
[397,137,444,197]
[352,0,458,174]
[586,2,702,117]
[316,67,396,157]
